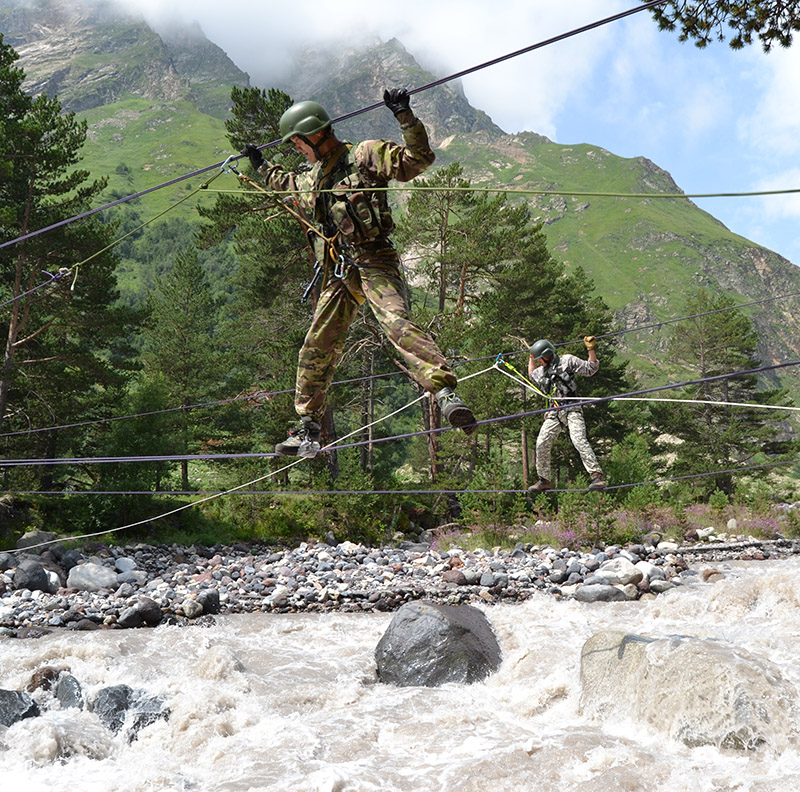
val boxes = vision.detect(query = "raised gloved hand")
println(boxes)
[383,88,411,117]
[241,143,264,170]
[583,335,596,351]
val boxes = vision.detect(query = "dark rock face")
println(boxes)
[56,674,85,710]
[117,596,163,628]
[375,600,502,687]
[13,558,50,592]
[0,689,40,726]
[89,684,169,739]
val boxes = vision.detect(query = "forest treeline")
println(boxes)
[1,36,797,549]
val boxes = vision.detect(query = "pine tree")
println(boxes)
[651,1,800,51]
[0,34,136,489]
[651,288,795,495]
[397,163,634,490]
[140,249,222,490]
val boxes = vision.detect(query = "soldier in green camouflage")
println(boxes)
[242,88,476,457]
[526,336,606,492]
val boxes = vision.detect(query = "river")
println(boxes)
[2,556,799,791]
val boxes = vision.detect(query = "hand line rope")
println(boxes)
[203,184,800,200]
[0,268,72,310]
[6,361,795,470]
[0,170,224,314]
[331,359,800,453]
[0,0,668,253]
[4,366,493,552]
[6,281,800,441]
[493,361,800,413]
[6,454,797,498]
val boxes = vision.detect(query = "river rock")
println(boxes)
[594,557,643,586]
[118,596,163,628]
[15,530,59,553]
[89,684,169,739]
[580,630,797,751]
[574,584,628,602]
[374,600,502,687]
[196,588,220,614]
[0,688,40,726]
[13,558,51,593]
[67,561,119,591]
[60,549,85,570]
[56,673,85,709]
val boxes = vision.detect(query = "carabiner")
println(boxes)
[220,155,240,175]
[334,253,347,279]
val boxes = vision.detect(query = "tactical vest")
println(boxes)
[540,356,577,399]
[314,143,394,246]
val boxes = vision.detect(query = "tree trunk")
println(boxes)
[0,178,37,432]
[360,348,375,473]
[323,405,338,481]
[423,391,440,480]
[521,386,530,486]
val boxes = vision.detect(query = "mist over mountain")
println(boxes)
[0,0,249,116]
[2,0,800,396]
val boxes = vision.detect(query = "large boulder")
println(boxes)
[66,561,119,591]
[580,630,797,751]
[89,684,169,739]
[375,600,502,687]
[0,689,40,726]
[593,557,643,586]
[13,558,51,593]
[15,530,60,553]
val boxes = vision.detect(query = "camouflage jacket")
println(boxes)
[530,353,599,413]
[258,110,435,256]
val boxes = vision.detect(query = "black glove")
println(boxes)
[241,143,264,170]
[383,88,411,117]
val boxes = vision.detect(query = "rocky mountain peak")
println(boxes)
[276,36,506,146]
[0,0,248,117]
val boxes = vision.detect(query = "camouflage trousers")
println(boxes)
[295,251,457,421]
[535,408,602,480]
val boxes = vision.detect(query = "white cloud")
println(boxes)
[739,46,800,157]
[113,0,628,137]
[103,0,800,262]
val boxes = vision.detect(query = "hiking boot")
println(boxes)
[274,417,321,458]
[528,478,551,493]
[435,387,477,435]
[588,472,607,491]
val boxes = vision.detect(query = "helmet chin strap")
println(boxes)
[298,127,333,161]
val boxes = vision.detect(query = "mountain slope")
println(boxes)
[3,0,799,399]
[277,47,800,394]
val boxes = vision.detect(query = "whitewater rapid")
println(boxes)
[2,557,799,791]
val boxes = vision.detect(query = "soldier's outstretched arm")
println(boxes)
[355,89,435,183]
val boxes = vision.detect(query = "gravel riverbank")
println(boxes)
[2,532,798,635]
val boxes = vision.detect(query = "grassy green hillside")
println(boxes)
[78,96,234,219]
[436,132,800,397]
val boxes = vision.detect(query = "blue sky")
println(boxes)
[128,0,800,266]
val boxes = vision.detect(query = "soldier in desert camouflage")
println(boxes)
[242,89,476,457]
[527,336,606,492]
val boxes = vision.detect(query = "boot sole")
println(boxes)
[446,406,477,435]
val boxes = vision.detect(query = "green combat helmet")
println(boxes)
[530,339,556,360]
[279,101,332,143]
